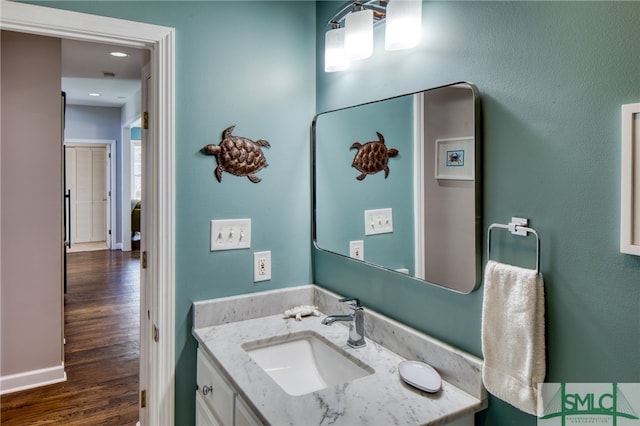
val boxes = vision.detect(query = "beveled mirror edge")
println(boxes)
[311,81,483,294]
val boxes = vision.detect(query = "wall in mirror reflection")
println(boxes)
[313,83,481,293]
[316,95,416,273]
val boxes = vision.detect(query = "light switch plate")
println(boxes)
[211,219,251,251]
[364,208,393,235]
[254,251,271,282]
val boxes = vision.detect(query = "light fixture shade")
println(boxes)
[345,8,374,60]
[385,0,422,51]
[325,27,349,72]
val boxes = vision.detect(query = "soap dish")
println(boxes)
[398,360,442,393]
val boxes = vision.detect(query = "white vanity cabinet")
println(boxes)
[196,392,220,426]
[196,348,261,426]
[193,286,487,425]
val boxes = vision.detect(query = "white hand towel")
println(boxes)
[481,260,545,416]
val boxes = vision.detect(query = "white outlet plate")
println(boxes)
[211,219,251,251]
[254,251,271,282]
[349,240,364,260]
[364,208,393,235]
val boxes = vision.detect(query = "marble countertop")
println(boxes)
[193,285,487,426]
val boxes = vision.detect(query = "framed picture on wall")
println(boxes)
[435,137,475,180]
[621,102,640,256]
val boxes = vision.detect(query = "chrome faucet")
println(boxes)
[321,297,366,348]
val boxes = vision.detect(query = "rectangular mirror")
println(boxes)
[312,82,482,293]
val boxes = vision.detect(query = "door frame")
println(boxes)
[413,93,425,280]
[0,2,176,425]
[64,139,115,249]
[122,116,142,253]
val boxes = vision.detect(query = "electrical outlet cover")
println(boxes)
[254,251,271,282]
[349,240,364,260]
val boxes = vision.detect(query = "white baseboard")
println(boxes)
[113,242,123,250]
[0,364,67,395]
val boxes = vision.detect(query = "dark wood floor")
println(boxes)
[1,250,140,425]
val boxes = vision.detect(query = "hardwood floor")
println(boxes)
[1,250,140,425]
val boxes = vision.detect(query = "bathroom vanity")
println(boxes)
[192,285,487,425]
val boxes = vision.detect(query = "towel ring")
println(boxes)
[487,223,540,275]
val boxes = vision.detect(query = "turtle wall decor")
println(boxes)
[350,131,399,181]
[202,125,270,183]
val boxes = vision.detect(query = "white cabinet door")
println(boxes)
[197,348,264,426]
[197,348,234,425]
[196,392,221,426]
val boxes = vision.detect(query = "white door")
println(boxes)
[66,145,108,244]
[139,64,150,426]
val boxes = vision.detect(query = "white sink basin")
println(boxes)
[242,331,374,396]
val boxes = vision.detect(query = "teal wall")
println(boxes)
[131,127,141,141]
[315,1,640,425]
[28,1,315,424]
[24,1,640,425]
[315,95,415,272]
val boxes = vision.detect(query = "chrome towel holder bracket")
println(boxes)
[487,217,540,275]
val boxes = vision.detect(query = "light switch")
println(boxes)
[210,219,251,251]
[364,208,393,235]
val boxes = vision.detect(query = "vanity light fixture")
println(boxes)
[344,6,374,60]
[325,23,350,72]
[385,0,422,50]
[324,0,423,72]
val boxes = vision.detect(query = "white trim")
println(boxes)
[0,364,67,395]
[621,103,640,255]
[64,138,116,249]
[65,138,116,145]
[121,117,140,253]
[1,2,176,425]
[413,93,425,280]
[150,31,176,426]
[139,65,151,426]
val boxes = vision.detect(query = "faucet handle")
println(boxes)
[339,297,362,309]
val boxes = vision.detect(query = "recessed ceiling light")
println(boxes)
[110,51,128,58]
[89,93,102,97]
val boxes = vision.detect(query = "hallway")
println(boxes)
[0,250,140,425]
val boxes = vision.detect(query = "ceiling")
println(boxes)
[62,39,146,108]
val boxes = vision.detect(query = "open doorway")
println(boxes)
[0,32,145,423]
[1,4,176,423]
[61,38,145,254]
[64,140,114,253]
[61,38,144,421]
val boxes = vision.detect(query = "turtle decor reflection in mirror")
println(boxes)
[202,125,270,183]
[350,132,399,181]
[313,82,482,294]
